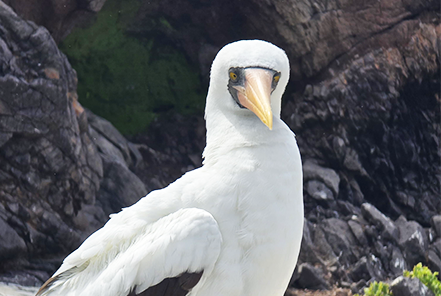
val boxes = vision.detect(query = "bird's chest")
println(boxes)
[225,187,301,296]
[194,144,303,295]
[235,193,295,250]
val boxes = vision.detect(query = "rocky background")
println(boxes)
[0,0,440,295]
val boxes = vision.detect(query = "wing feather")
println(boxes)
[38,207,222,296]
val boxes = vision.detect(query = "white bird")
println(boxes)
[36,39,303,296]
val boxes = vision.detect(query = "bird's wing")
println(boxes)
[37,205,222,296]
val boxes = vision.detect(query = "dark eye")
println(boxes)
[273,74,280,83]
[229,72,238,81]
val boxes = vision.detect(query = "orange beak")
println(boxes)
[233,68,273,130]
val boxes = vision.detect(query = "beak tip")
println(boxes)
[263,117,273,130]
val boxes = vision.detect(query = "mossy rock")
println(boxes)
[60,0,205,135]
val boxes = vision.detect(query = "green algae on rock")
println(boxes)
[60,0,204,135]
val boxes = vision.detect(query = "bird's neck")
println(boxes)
[202,104,287,167]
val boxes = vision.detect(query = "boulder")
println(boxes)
[395,216,429,267]
[0,216,26,261]
[389,246,407,277]
[298,220,324,266]
[320,218,359,265]
[349,256,376,282]
[427,249,441,275]
[348,220,368,246]
[96,155,147,216]
[390,276,435,296]
[303,161,340,197]
[432,238,441,257]
[295,263,330,290]
[310,223,340,266]
[305,180,335,201]
[361,203,399,243]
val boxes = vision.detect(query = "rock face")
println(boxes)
[2,0,106,42]
[0,2,146,284]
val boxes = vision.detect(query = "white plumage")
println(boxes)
[37,40,303,296]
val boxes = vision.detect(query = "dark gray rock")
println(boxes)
[284,20,441,226]
[390,276,435,296]
[0,217,26,261]
[86,110,146,215]
[96,155,147,216]
[320,218,359,265]
[395,216,429,267]
[372,241,390,273]
[349,255,385,283]
[131,113,206,192]
[72,204,107,241]
[427,249,441,275]
[310,223,339,266]
[0,0,102,259]
[432,238,441,257]
[87,110,139,168]
[348,220,368,246]
[298,220,325,266]
[389,246,407,276]
[295,263,330,290]
[351,279,368,295]
[3,0,107,42]
[305,180,334,201]
[428,228,437,245]
[431,215,441,238]
[303,161,340,196]
[0,2,146,283]
[361,203,399,243]
[0,270,49,287]
[349,257,374,282]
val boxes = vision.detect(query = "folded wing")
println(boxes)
[37,207,222,296]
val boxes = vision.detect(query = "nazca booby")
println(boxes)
[37,40,303,296]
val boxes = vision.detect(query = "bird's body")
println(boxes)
[37,40,303,296]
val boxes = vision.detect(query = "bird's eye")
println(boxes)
[229,72,238,81]
[273,74,280,83]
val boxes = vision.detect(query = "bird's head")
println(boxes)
[207,40,290,130]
